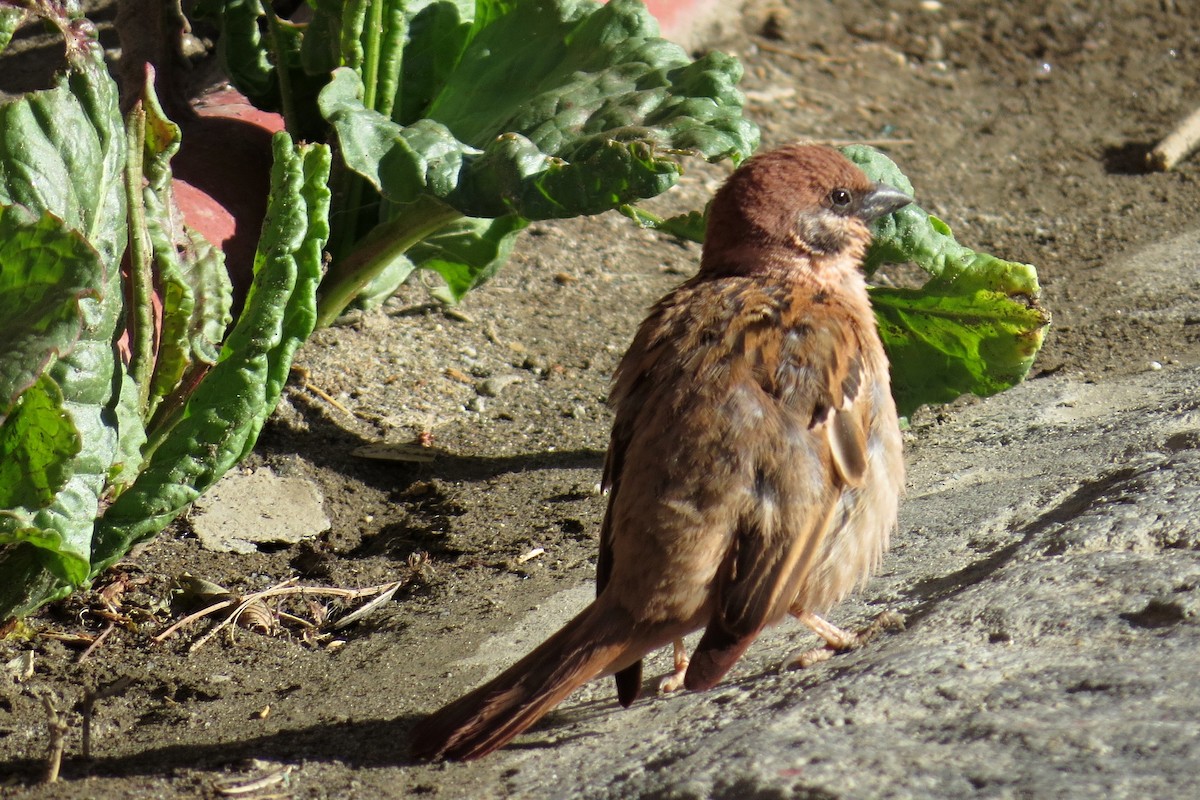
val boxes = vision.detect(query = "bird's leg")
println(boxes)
[781,609,905,670]
[657,639,690,693]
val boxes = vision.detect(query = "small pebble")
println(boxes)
[522,355,550,375]
[477,374,523,397]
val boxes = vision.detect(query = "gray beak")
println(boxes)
[858,183,913,222]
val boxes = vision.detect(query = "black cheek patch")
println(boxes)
[793,212,848,255]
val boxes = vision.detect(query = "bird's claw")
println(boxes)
[781,610,905,671]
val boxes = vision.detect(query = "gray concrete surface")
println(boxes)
[441,364,1200,799]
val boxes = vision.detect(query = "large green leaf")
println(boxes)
[92,134,331,573]
[390,0,474,125]
[0,39,125,269]
[0,10,127,615]
[870,285,1048,415]
[843,145,1050,417]
[319,0,758,220]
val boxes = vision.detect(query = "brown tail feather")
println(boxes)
[410,603,638,761]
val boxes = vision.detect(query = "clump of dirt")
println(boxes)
[3,0,1200,796]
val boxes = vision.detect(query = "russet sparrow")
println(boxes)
[410,144,911,761]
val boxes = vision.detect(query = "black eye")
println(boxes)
[829,188,852,207]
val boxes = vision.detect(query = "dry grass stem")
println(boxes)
[39,692,67,784]
[153,578,404,652]
[1148,106,1200,170]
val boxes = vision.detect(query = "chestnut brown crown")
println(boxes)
[700,144,912,274]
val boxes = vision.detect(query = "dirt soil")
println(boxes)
[3,0,1200,797]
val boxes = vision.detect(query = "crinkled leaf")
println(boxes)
[0,37,125,269]
[0,375,90,620]
[0,205,101,423]
[0,15,127,617]
[842,145,1050,416]
[92,134,331,573]
[196,0,277,106]
[0,374,79,511]
[320,0,758,220]
[870,286,1049,417]
[348,0,406,118]
[134,81,233,420]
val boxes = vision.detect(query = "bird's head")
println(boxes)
[700,144,912,276]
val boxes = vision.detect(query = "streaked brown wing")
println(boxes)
[685,287,872,690]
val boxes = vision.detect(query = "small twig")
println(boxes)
[78,621,116,663]
[330,580,402,630]
[213,764,293,796]
[1148,105,1200,171]
[154,579,405,651]
[39,692,68,784]
[302,381,354,417]
[152,597,238,643]
[189,579,301,653]
[275,610,318,629]
[516,547,545,564]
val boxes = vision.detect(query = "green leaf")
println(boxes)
[320,0,758,221]
[0,5,27,56]
[0,375,80,511]
[0,13,127,615]
[391,0,474,125]
[619,203,706,243]
[842,145,1050,416]
[106,365,146,497]
[132,80,233,422]
[0,542,71,622]
[0,205,102,422]
[198,0,277,107]
[870,286,1049,416]
[0,36,126,270]
[416,213,530,302]
[92,134,331,573]
[0,372,86,614]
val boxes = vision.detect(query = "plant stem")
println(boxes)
[361,0,385,112]
[261,2,298,137]
[124,102,155,415]
[315,195,462,327]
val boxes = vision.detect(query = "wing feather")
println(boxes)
[686,282,875,689]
